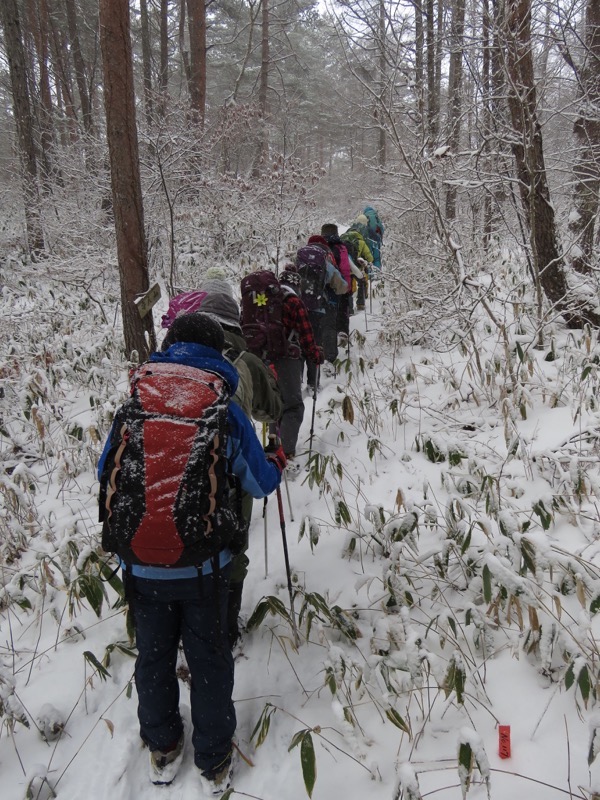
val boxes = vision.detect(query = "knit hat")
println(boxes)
[161,312,225,353]
[321,223,339,238]
[203,266,227,280]
[307,234,330,248]
[280,265,301,289]
[200,292,242,331]
[198,278,234,297]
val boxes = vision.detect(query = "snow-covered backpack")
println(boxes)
[99,361,243,567]
[295,244,329,312]
[240,270,290,361]
[161,291,207,329]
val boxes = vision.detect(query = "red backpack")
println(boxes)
[99,361,242,567]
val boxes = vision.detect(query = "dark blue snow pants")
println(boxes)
[130,567,235,772]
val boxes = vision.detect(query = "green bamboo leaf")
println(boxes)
[565,662,575,691]
[482,564,492,604]
[448,617,457,638]
[516,341,524,362]
[459,529,472,555]
[579,664,591,708]
[300,733,316,798]
[83,650,111,681]
[590,594,600,616]
[288,729,306,751]
[251,704,276,748]
[588,725,600,766]
[443,660,456,698]
[79,575,105,618]
[520,539,537,574]
[454,661,466,705]
[385,708,411,735]
[331,606,361,640]
[458,741,473,797]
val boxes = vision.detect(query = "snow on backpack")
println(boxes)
[295,244,329,312]
[240,270,290,361]
[99,361,243,567]
[161,291,207,329]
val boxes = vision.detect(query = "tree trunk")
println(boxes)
[179,0,191,94]
[413,0,424,136]
[252,0,269,177]
[65,0,93,135]
[425,0,437,148]
[186,0,206,125]
[444,0,465,220]
[159,0,169,117]
[503,0,600,329]
[377,0,386,169]
[140,0,154,126]
[0,0,44,257]
[568,0,600,276]
[99,0,156,360]
[47,6,78,143]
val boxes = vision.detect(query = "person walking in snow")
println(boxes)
[267,267,324,465]
[97,313,286,794]
[199,289,283,648]
[301,236,347,387]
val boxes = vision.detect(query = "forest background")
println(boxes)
[3,1,600,799]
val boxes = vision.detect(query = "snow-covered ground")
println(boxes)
[2,261,600,800]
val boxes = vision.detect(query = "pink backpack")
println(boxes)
[161,291,207,329]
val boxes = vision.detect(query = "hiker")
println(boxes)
[302,235,347,386]
[160,268,234,329]
[350,206,384,273]
[319,223,358,343]
[200,290,283,648]
[340,228,373,311]
[97,313,286,794]
[240,269,323,465]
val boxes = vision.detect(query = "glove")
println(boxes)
[265,441,287,472]
[357,257,368,267]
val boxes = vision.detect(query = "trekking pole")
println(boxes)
[269,425,294,522]
[275,485,301,648]
[308,365,320,461]
[262,498,268,578]
[282,464,294,522]
[262,422,269,578]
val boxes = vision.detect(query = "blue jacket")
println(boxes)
[98,342,282,579]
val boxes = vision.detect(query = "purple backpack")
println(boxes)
[295,245,328,311]
[240,271,290,361]
[161,291,208,329]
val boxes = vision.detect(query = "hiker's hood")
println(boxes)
[150,342,239,395]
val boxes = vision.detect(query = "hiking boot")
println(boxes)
[149,735,184,785]
[285,456,302,477]
[200,753,234,796]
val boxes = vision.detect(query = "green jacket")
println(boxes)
[224,329,283,424]
[341,229,373,264]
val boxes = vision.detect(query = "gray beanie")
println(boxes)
[200,292,242,331]
[198,278,234,297]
